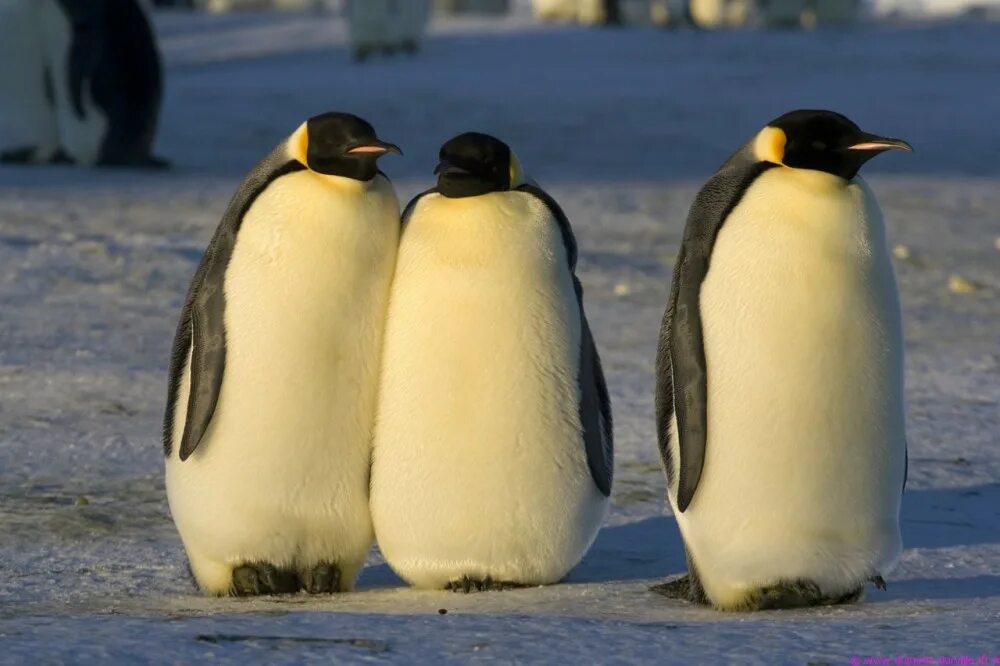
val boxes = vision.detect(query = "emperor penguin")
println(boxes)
[36,0,167,167]
[371,132,613,592]
[164,112,401,596]
[653,110,911,611]
[0,0,60,164]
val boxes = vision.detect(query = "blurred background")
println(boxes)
[1,0,998,661]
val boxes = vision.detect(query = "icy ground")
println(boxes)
[1,7,999,664]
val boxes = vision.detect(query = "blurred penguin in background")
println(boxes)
[0,0,167,167]
[346,0,430,62]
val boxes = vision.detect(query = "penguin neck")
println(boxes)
[309,171,381,192]
[774,166,854,194]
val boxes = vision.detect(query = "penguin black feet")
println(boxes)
[651,574,874,610]
[650,573,709,605]
[230,563,299,596]
[97,154,171,170]
[0,147,36,164]
[445,576,525,593]
[301,562,343,594]
[743,579,867,610]
[869,574,887,591]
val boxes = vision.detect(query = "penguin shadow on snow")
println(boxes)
[353,517,683,591]
[297,485,1000,600]
[567,517,685,584]
[564,483,1000,601]
[885,482,1000,602]
[354,556,406,590]
[900,483,1000,549]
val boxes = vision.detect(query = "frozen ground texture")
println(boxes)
[1,6,999,664]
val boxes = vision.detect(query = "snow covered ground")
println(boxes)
[1,7,999,664]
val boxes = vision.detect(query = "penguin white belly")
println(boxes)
[371,192,607,589]
[0,0,59,162]
[671,169,906,609]
[166,173,399,595]
[37,0,107,165]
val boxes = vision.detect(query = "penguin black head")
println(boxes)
[290,112,401,181]
[434,132,527,198]
[754,110,912,180]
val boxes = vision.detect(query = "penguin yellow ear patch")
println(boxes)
[509,150,526,188]
[753,127,787,165]
[289,121,309,166]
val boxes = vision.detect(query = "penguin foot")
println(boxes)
[301,562,342,594]
[650,574,709,604]
[868,574,887,591]
[742,579,865,610]
[230,563,299,596]
[650,575,693,599]
[49,149,74,165]
[97,155,171,170]
[0,147,36,164]
[752,579,824,610]
[445,576,525,593]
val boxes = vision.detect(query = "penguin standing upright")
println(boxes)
[371,132,613,591]
[36,0,167,167]
[653,110,911,611]
[164,112,401,596]
[0,0,60,164]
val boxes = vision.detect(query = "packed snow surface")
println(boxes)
[1,7,998,664]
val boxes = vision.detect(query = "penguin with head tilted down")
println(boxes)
[371,132,613,591]
[0,0,167,167]
[653,110,911,611]
[164,112,401,596]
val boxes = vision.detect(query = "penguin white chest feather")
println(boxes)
[371,191,607,589]
[670,169,906,608]
[166,172,399,594]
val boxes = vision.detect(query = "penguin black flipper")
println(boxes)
[91,0,166,167]
[163,149,305,460]
[55,0,105,120]
[655,148,774,512]
[517,183,613,497]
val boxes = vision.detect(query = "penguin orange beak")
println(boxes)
[346,140,402,156]
[846,134,913,152]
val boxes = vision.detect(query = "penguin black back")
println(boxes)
[90,0,164,166]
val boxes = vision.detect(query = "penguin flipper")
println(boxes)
[577,277,614,497]
[659,153,774,513]
[178,250,229,461]
[63,0,105,120]
[514,183,612,496]
[162,148,305,459]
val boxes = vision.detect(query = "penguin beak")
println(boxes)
[346,140,402,156]
[434,160,472,176]
[846,134,913,152]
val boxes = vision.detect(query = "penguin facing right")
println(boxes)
[371,132,613,591]
[164,112,401,596]
[653,110,911,611]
